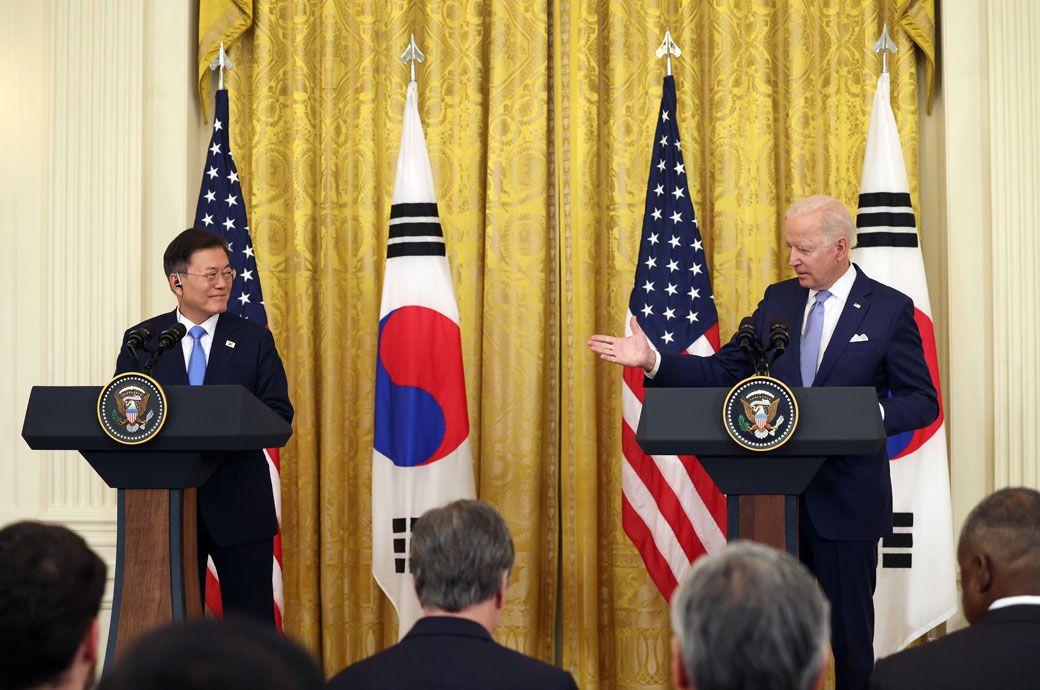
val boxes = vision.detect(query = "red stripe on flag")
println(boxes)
[704,322,721,351]
[621,493,680,599]
[678,454,728,536]
[623,365,647,403]
[622,422,701,562]
[205,569,223,617]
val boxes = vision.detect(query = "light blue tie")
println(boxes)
[188,325,207,386]
[800,290,831,386]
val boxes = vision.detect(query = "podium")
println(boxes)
[21,384,291,666]
[636,386,885,554]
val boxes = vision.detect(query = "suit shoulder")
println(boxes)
[484,642,576,685]
[218,312,272,338]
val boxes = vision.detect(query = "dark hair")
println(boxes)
[671,541,830,690]
[960,487,1040,565]
[0,521,107,690]
[163,228,230,277]
[411,499,515,612]
[97,618,323,690]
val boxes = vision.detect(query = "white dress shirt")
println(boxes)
[801,263,857,373]
[988,595,1040,611]
[177,311,221,370]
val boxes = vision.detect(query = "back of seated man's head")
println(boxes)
[670,540,830,690]
[958,486,1040,624]
[96,618,323,690]
[411,499,514,616]
[0,521,106,690]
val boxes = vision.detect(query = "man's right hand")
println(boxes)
[587,315,656,372]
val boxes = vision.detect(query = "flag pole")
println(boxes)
[208,41,234,91]
[656,28,681,76]
[872,24,897,75]
[401,33,425,84]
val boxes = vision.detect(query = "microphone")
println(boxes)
[736,317,757,360]
[156,323,187,352]
[768,316,790,356]
[124,326,153,351]
[143,323,186,375]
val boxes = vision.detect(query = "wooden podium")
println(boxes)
[636,386,886,554]
[22,385,291,667]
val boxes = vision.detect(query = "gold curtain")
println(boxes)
[206,0,933,687]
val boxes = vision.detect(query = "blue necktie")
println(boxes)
[188,325,207,386]
[800,290,831,387]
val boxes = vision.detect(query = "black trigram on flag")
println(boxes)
[392,516,422,573]
[387,202,445,258]
[882,512,914,568]
[855,192,918,248]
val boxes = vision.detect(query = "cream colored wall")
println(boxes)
[931,0,1040,631]
[0,0,208,671]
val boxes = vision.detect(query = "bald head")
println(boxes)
[958,487,1040,623]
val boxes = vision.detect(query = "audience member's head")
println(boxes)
[0,521,107,690]
[670,540,830,690]
[411,499,515,631]
[958,486,1040,624]
[96,618,323,690]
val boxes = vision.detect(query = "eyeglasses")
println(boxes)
[178,268,236,284]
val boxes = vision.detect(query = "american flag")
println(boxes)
[193,87,284,629]
[621,75,727,599]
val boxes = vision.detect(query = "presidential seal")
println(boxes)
[722,376,798,452]
[97,373,168,444]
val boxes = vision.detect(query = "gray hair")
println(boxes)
[785,195,856,247]
[411,499,515,612]
[670,541,830,690]
[960,487,1040,567]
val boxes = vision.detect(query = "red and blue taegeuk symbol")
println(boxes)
[888,308,944,460]
[374,306,469,467]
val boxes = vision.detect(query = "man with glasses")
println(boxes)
[114,227,293,625]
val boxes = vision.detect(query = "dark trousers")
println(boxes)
[197,501,275,626]
[799,500,878,690]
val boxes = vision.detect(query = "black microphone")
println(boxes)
[124,326,153,351]
[144,323,186,375]
[768,316,790,356]
[736,317,757,360]
[156,323,187,352]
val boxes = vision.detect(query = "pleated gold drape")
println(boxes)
[207,0,933,687]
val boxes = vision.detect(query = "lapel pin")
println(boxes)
[225,340,236,348]
[853,303,861,309]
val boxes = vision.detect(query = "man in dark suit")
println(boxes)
[0,521,107,690]
[870,487,1040,689]
[671,541,831,690]
[588,195,939,690]
[115,228,293,625]
[325,499,578,690]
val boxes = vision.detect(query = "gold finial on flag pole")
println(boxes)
[656,29,681,76]
[401,34,425,83]
[873,25,898,75]
[208,41,234,90]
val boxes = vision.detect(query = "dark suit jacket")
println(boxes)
[115,310,293,546]
[325,617,579,690]
[653,265,938,540]
[869,605,1040,689]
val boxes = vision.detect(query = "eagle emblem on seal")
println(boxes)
[740,396,783,439]
[114,385,152,429]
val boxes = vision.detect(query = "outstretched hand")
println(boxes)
[587,315,656,371]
